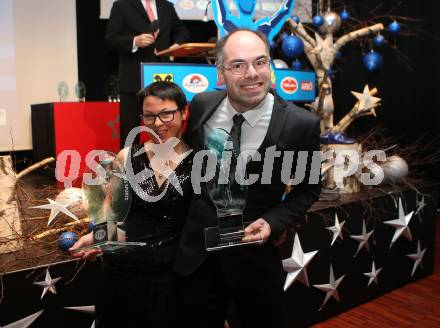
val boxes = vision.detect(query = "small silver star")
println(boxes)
[313,264,345,311]
[364,261,382,287]
[407,240,426,277]
[32,198,79,226]
[384,198,414,248]
[33,269,62,299]
[0,310,43,328]
[282,233,318,290]
[415,194,427,216]
[327,213,345,246]
[349,220,374,257]
[351,85,381,114]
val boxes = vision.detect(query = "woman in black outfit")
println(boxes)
[70,81,192,328]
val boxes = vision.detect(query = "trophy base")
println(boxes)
[204,226,263,252]
[71,241,147,253]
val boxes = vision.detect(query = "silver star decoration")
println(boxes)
[351,85,381,114]
[384,198,414,248]
[312,33,335,70]
[327,213,345,246]
[364,261,382,287]
[313,264,345,311]
[406,240,426,277]
[65,306,95,328]
[0,310,43,328]
[32,198,79,226]
[415,194,427,216]
[33,269,62,299]
[282,233,318,290]
[349,220,374,257]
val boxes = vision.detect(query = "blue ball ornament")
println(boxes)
[281,35,304,58]
[312,15,324,27]
[363,51,383,72]
[373,34,386,47]
[279,32,288,41]
[292,15,300,24]
[291,59,303,70]
[340,9,350,21]
[58,231,78,252]
[388,20,401,35]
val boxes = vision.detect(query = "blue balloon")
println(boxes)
[340,9,350,21]
[373,34,386,47]
[388,20,401,35]
[312,15,324,27]
[292,15,300,24]
[58,231,78,252]
[291,59,302,70]
[363,51,383,72]
[270,40,277,49]
[281,35,304,58]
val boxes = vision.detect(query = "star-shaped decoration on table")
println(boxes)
[415,194,427,217]
[32,198,79,226]
[65,306,95,328]
[363,261,382,287]
[106,114,120,140]
[313,264,345,311]
[312,33,335,70]
[0,310,43,328]
[326,213,345,246]
[384,198,414,248]
[406,240,426,277]
[349,220,374,257]
[351,85,381,115]
[282,233,319,290]
[33,269,62,299]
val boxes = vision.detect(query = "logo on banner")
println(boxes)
[153,74,174,83]
[180,0,194,10]
[183,74,209,93]
[301,81,314,91]
[281,77,298,94]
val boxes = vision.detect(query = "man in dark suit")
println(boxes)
[175,29,322,328]
[106,0,189,148]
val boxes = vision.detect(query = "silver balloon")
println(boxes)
[381,155,409,182]
[319,11,342,35]
[272,58,289,69]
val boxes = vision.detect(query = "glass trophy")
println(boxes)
[57,81,69,102]
[204,128,263,251]
[75,81,86,102]
[105,75,119,102]
[74,151,145,253]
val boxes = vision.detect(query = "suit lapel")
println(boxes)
[130,0,148,21]
[155,0,165,24]
[259,92,288,152]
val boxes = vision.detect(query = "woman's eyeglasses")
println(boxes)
[140,109,181,125]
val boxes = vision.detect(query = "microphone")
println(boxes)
[146,20,160,34]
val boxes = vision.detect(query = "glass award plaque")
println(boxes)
[204,128,263,251]
[105,75,119,102]
[57,81,69,102]
[75,81,86,102]
[74,151,145,253]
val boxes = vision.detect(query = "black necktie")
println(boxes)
[230,114,245,158]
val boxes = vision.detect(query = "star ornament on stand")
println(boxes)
[364,261,383,287]
[351,85,381,115]
[407,240,426,277]
[32,198,79,226]
[349,220,374,257]
[282,233,319,290]
[33,269,62,299]
[0,310,43,328]
[313,264,345,311]
[415,194,427,217]
[384,198,414,248]
[327,213,345,246]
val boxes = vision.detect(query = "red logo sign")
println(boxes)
[301,81,314,91]
[281,77,298,94]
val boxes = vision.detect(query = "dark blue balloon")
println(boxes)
[312,15,324,27]
[363,51,383,72]
[291,59,302,70]
[58,231,78,252]
[292,15,300,24]
[281,35,304,58]
[373,34,386,47]
[388,20,401,35]
[340,9,350,21]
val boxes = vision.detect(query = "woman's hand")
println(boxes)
[69,231,102,261]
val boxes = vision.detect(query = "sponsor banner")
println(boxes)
[141,63,315,102]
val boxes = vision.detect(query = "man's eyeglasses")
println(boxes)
[140,109,181,125]
[222,57,271,75]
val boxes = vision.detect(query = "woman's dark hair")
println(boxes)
[137,81,187,112]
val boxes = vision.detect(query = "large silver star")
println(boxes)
[406,240,426,277]
[282,233,318,290]
[384,198,414,248]
[349,220,374,257]
[351,85,381,114]
[327,213,345,246]
[364,261,382,287]
[313,264,345,311]
[33,269,62,299]
[0,310,43,328]
[32,198,79,226]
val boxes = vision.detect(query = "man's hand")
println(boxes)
[242,218,271,245]
[69,232,102,262]
[134,33,155,48]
